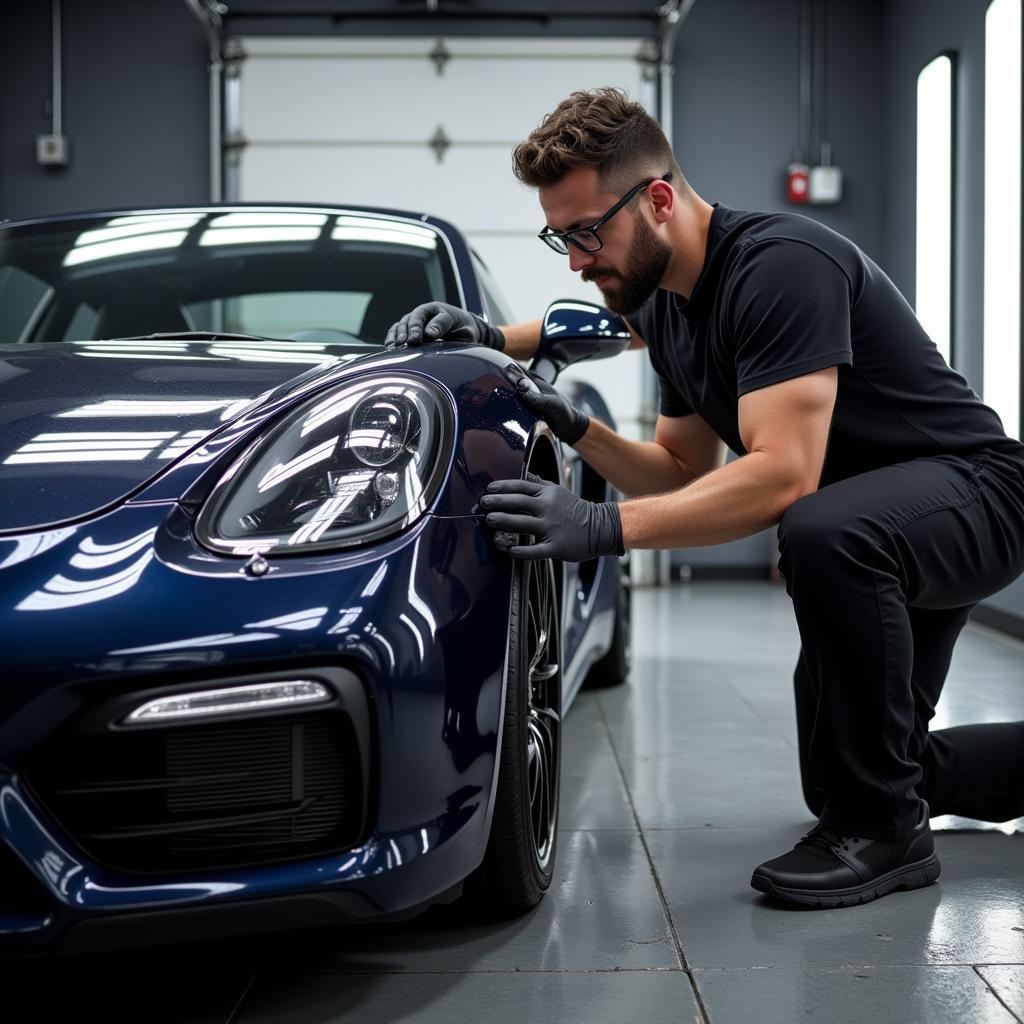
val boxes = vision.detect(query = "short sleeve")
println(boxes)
[626,296,694,418]
[651,357,693,417]
[727,239,853,396]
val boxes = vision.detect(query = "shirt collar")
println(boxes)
[671,202,724,320]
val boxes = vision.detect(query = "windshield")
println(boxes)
[0,209,461,346]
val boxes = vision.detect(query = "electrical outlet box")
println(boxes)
[36,134,69,167]
[809,165,842,204]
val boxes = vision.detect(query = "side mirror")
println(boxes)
[530,299,630,383]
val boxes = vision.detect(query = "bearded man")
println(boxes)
[385,88,1024,908]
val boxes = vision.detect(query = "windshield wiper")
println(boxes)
[104,331,286,342]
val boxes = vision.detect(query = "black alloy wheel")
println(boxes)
[470,552,562,913]
[522,556,561,872]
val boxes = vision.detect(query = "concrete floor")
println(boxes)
[9,581,1024,1022]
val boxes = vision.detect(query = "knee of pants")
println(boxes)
[776,493,881,585]
[777,495,842,579]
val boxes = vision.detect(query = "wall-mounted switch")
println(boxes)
[36,134,69,166]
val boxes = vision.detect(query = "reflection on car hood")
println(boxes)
[0,339,388,533]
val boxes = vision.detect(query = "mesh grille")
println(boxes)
[0,841,50,915]
[25,711,364,874]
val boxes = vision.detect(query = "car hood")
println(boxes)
[0,340,390,533]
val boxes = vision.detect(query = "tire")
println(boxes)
[584,554,632,689]
[468,555,562,915]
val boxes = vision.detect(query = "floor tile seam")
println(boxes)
[556,826,643,832]
[637,825,808,832]
[224,970,257,1024]
[714,669,799,753]
[689,962,1024,971]
[972,964,1024,1023]
[555,826,642,835]
[595,691,713,1024]
[636,825,816,832]
[277,967,691,977]
[640,825,1021,837]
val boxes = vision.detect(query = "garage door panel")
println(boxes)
[242,144,539,232]
[240,37,648,143]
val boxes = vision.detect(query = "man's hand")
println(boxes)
[481,479,623,562]
[384,302,505,351]
[508,369,590,445]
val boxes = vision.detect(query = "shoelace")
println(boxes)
[797,822,847,857]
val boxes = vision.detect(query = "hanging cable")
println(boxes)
[799,0,812,164]
[817,0,830,166]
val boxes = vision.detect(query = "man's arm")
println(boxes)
[479,368,838,563]
[618,366,838,548]
[513,315,720,496]
[497,320,543,360]
[574,413,725,497]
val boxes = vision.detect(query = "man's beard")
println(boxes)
[583,215,672,316]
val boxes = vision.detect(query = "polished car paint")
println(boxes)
[0,205,622,951]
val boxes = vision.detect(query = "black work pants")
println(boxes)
[776,451,1024,841]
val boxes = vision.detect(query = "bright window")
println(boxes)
[984,0,1022,440]
[916,55,954,364]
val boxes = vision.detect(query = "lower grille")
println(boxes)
[26,711,365,873]
[0,841,50,916]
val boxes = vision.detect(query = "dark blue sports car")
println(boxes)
[0,204,631,952]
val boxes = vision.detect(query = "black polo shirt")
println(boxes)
[627,204,1024,487]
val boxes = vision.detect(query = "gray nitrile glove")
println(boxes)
[512,372,590,445]
[481,478,624,562]
[384,302,505,351]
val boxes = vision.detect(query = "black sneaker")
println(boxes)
[750,803,940,908]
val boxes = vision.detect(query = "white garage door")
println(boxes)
[230,35,657,438]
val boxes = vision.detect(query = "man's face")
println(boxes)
[538,166,672,316]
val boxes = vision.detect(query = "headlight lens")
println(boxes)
[195,374,452,555]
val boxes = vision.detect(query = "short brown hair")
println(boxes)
[512,87,684,195]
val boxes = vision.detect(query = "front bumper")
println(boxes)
[0,502,513,950]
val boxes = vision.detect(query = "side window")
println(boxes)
[0,267,51,342]
[471,252,516,325]
[984,0,1022,440]
[915,53,954,365]
[62,303,99,341]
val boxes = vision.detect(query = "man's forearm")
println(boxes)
[618,451,802,549]
[574,417,696,497]
[498,320,543,360]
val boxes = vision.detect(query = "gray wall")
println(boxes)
[668,0,886,574]
[675,0,884,257]
[0,0,209,220]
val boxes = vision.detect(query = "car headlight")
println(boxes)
[195,374,452,555]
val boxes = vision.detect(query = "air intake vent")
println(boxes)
[25,711,365,874]
[0,841,51,917]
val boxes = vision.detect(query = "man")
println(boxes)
[385,88,1024,908]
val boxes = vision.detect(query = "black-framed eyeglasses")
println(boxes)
[538,171,673,255]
